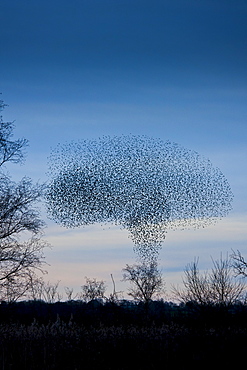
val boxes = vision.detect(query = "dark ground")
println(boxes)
[0,300,246,369]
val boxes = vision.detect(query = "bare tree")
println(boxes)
[40,280,62,303]
[0,238,47,302]
[122,262,165,304]
[173,254,245,306]
[64,286,79,301]
[210,255,245,305]
[0,98,47,301]
[0,176,45,240]
[80,277,106,302]
[231,250,247,278]
[172,258,211,305]
[28,276,62,303]
[0,98,28,167]
[1,268,39,303]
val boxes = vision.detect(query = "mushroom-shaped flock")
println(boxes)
[46,135,233,261]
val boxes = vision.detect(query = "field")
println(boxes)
[0,300,247,369]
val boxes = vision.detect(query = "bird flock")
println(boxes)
[46,135,233,262]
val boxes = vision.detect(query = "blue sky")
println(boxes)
[1,0,247,298]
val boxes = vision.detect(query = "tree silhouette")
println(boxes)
[0,98,47,301]
[173,254,245,306]
[46,135,233,262]
[122,262,165,303]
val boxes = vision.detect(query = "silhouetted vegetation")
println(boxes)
[173,254,246,306]
[0,298,247,369]
[122,261,165,303]
[0,98,48,302]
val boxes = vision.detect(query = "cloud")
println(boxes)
[44,223,130,251]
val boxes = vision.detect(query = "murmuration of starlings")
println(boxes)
[46,135,233,262]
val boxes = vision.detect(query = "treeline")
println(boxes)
[2,298,247,326]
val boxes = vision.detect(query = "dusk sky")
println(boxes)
[1,0,247,298]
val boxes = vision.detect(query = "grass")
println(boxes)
[0,300,246,369]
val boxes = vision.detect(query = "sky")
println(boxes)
[1,0,247,299]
